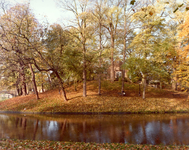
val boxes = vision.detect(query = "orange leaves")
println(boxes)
[179,12,189,38]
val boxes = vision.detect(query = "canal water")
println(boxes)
[0,113,189,145]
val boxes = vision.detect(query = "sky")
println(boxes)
[9,0,68,25]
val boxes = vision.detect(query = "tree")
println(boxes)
[102,0,123,82]
[34,23,72,101]
[58,0,94,97]
[90,0,108,95]
[129,5,168,99]
[120,0,138,94]
[155,0,189,90]
[177,12,189,90]
[0,3,39,98]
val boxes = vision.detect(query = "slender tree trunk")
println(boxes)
[110,32,115,82]
[142,74,147,99]
[82,19,87,97]
[47,73,52,89]
[54,71,68,101]
[98,52,102,95]
[98,21,102,95]
[19,87,23,96]
[160,82,162,89]
[29,64,39,100]
[172,68,177,91]
[19,63,27,96]
[83,45,87,97]
[74,79,77,91]
[16,83,21,96]
[122,5,127,93]
[16,87,20,96]
[22,77,27,95]
[15,76,21,96]
[41,83,44,93]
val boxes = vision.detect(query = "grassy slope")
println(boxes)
[0,80,188,113]
[1,81,189,149]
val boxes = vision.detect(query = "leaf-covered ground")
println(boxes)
[0,139,189,150]
[0,81,189,149]
[0,80,188,113]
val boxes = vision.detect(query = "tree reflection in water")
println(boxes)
[1,114,189,145]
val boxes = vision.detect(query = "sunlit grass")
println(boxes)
[0,80,188,113]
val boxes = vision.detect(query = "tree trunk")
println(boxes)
[41,83,44,93]
[83,46,87,97]
[19,63,27,96]
[122,6,127,93]
[54,71,68,101]
[160,82,162,89]
[29,64,39,100]
[110,32,115,82]
[82,19,87,97]
[142,74,147,99]
[47,73,52,89]
[172,76,177,90]
[16,83,21,96]
[83,59,87,97]
[98,21,102,95]
[98,57,102,95]
[74,79,77,91]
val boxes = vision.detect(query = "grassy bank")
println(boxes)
[0,80,188,113]
[0,139,188,150]
[1,81,189,149]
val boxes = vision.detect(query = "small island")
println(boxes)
[0,0,189,149]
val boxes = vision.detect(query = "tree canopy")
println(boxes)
[0,0,189,100]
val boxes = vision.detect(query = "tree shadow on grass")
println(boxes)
[68,95,83,101]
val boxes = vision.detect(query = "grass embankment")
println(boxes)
[1,81,189,149]
[0,80,188,113]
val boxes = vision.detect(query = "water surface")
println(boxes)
[1,113,189,145]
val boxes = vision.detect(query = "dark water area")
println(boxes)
[1,113,189,145]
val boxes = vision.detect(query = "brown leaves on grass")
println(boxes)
[0,139,189,149]
[0,81,189,113]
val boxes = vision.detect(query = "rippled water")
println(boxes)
[1,113,189,145]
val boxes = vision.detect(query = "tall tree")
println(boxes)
[177,12,189,90]
[90,0,108,95]
[120,0,138,94]
[58,0,93,97]
[102,0,123,82]
[34,23,71,101]
[0,3,39,98]
[129,5,168,99]
[155,0,189,90]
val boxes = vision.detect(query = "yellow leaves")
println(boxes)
[179,12,189,38]
[107,6,122,17]
[77,12,89,20]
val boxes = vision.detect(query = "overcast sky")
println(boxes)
[9,0,68,25]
